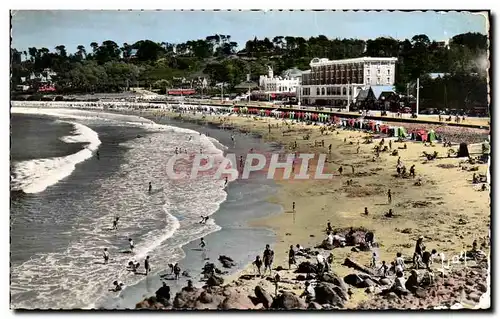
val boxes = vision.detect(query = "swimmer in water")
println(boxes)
[96,151,100,160]
[224,176,228,187]
[112,217,119,230]
[103,248,109,264]
[200,238,206,249]
[148,182,152,193]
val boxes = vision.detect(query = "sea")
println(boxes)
[10,107,280,309]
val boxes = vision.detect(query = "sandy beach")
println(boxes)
[144,109,490,309]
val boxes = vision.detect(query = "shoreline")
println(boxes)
[11,103,490,310]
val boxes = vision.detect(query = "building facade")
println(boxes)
[259,67,301,96]
[299,57,397,108]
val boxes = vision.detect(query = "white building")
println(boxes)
[259,66,302,96]
[299,57,398,108]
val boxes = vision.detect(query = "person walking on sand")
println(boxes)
[129,238,135,253]
[144,256,151,275]
[112,217,119,230]
[338,166,343,175]
[387,189,392,204]
[263,244,275,276]
[410,165,416,178]
[103,248,110,264]
[288,245,297,269]
[148,182,152,193]
[364,207,369,215]
[292,202,296,213]
[370,252,377,268]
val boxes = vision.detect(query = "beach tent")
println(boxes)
[427,129,437,142]
[457,142,470,158]
[233,107,239,113]
[397,127,407,138]
[414,129,428,142]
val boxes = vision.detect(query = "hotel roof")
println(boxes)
[310,56,397,66]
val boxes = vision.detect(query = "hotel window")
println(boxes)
[387,77,390,84]
[387,69,391,75]
[321,88,325,95]
[377,78,380,85]
[367,77,370,83]
[316,88,320,96]
[377,69,381,75]
[342,87,347,95]
[367,69,370,75]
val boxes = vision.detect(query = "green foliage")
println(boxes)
[11,32,488,109]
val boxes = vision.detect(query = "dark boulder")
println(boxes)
[271,291,307,310]
[308,301,323,309]
[206,274,224,287]
[295,261,318,274]
[317,273,347,292]
[254,286,273,309]
[344,274,365,288]
[314,282,345,308]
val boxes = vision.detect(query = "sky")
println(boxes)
[11,10,488,53]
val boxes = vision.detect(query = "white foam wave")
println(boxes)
[11,121,101,194]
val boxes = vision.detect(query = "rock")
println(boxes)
[219,255,236,268]
[318,273,347,291]
[351,247,360,252]
[308,302,322,309]
[344,274,364,288]
[468,292,481,303]
[206,275,224,287]
[314,282,345,308]
[296,261,318,274]
[444,279,456,287]
[332,285,349,301]
[254,286,273,309]
[271,291,307,309]
[380,278,391,285]
[362,278,377,287]
[220,291,257,310]
[415,288,426,298]
[466,279,475,286]
[275,266,285,271]
[365,287,375,294]
[239,274,254,281]
[136,300,151,309]
[173,288,203,309]
[296,274,307,281]
[386,292,399,301]
[477,283,488,293]
[342,258,375,275]
[316,242,335,250]
[198,291,213,304]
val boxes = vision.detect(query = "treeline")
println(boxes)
[10,32,488,109]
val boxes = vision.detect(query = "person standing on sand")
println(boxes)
[263,244,275,276]
[103,248,110,264]
[389,140,392,150]
[338,166,343,175]
[410,165,416,178]
[379,261,389,277]
[288,245,297,269]
[253,256,263,276]
[292,202,296,213]
[328,144,332,154]
[173,263,181,280]
[364,207,369,215]
[148,182,152,193]
[370,252,377,268]
[387,189,392,204]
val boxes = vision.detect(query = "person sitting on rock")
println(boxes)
[405,269,419,293]
[332,232,346,247]
[385,209,394,218]
[481,183,487,191]
[325,231,334,246]
[346,227,355,245]
[155,282,171,306]
[391,271,408,296]
[395,252,405,272]
[364,232,374,248]
[326,222,333,233]
[315,251,325,275]
[300,281,315,303]
[182,279,195,292]
[472,173,479,184]
[110,280,124,292]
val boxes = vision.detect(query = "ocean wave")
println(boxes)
[11,121,101,194]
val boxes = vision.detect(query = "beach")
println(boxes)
[10,103,490,310]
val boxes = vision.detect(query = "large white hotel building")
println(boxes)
[300,57,397,107]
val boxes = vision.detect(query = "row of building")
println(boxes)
[254,56,399,110]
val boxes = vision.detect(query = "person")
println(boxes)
[103,248,109,264]
[112,217,119,230]
[328,144,332,154]
[391,271,408,296]
[224,176,228,187]
[389,140,392,150]
[199,216,207,224]
[96,150,100,160]
[288,245,297,269]
[370,252,377,268]
[365,231,374,247]
[326,222,333,232]
[325,231,334,246]
[292,201,296,212]
[397,157,401,166]
[387,189,392,204]
[300,281,315,302]
[364,207,369,215]
[379,261,389,277]
[253,255,263,276]
[148,182,152,193]
[155,282,171,305]
[405,270,419,293]
[173,263,181,280]
[409,165,416,178]
[111,280,124,292]
[421,247,433,270]
[395,252,405,272]
[385,209,394,218]
[473,173,478,184]
[413,236,424,269]
[200,237,206,249]
[316,251,325,275]
[144,256,151,275]
[263,244,274,276]
[167,263,175,275]
[338,166,343,175]
[274,273,281,296]
[129,238,135,252]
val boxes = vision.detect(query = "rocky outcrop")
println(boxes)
[314,282,346,308]
[295,261,318,274]
[271,291,307,310]
[254,285,273,309]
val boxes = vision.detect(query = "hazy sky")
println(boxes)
[11,10,488,53]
